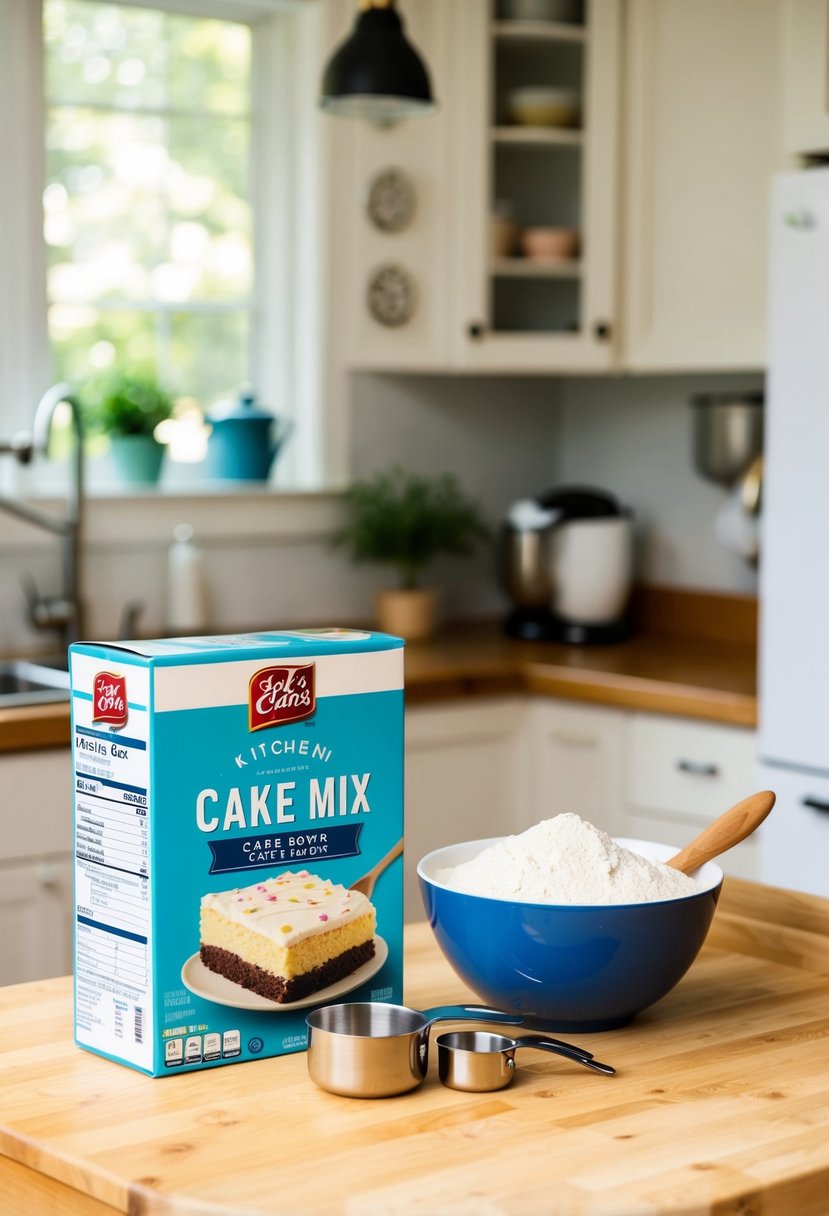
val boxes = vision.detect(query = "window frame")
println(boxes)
[0,0,334,494]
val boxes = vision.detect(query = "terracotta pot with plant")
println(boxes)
[82,370,173,485]
[335,468,490,640]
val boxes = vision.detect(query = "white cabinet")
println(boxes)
[622,0,783,371]
[781,0,829,156]
[403,698,530,919]
[404,697,759,918]
[327,0,783,377]
[0,749,73,984]
[0,860,73,987]
[625,714,759,879]
[528,699,626,835]
[454,0,621,371]
[0,749,73,987]
[327,0,622,374]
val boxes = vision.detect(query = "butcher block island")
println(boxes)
[2,880,829,1216]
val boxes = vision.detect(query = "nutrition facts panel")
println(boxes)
[72,659,153,1071]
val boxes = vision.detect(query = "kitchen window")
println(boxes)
[43,0,255,411]
[0,0,331,494]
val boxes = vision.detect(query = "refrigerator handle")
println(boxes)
[802,797,829,814]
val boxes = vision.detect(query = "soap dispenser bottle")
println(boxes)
[166,523,207,634]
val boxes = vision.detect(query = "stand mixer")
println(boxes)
[498,488,634,644]
[497,500,557,640]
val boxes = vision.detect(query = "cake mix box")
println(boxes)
[69,629,404,1076]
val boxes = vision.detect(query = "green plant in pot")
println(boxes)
[335,467,490,640]
[82,370,173,485]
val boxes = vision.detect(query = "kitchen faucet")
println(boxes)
[0,382,85,655]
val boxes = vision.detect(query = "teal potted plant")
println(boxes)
[335,467,490,640]
[83,370,173,485]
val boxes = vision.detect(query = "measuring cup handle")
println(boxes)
[517,1035,616,1076]
[521,1034,594,1061]
[422,1005,524,1027]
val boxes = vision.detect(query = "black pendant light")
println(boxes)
[319,0,436,124]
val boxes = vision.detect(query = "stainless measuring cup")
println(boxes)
[436,1029,616,1092]
[306,1002,522,1097]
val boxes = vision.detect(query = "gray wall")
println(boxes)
[554,373,764,595]
[352,369,765,599]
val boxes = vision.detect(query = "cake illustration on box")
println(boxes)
[199,870,377,1004]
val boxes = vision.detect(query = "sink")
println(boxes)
[0,658,70,706]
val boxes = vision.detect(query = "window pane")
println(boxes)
[169,311,249,404]
[45,108,251,304]
[48,305,248,406]
[43,0,253,398]
[44,1,250,116]
[48,305,157,383]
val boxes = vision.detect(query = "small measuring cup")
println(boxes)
[306,1002,522,1098]
[436,1029,616,1092]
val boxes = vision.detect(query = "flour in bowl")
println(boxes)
[438,814,702,905]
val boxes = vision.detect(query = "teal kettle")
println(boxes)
[205,390,293,482]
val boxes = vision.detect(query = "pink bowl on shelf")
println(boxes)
[520,227,581,262]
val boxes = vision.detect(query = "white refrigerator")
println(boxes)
[757,167,829,896]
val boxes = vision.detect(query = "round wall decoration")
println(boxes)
[366,264,416,327]
[365,168,417,233]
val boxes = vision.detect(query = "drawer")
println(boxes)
[628,714,757,822]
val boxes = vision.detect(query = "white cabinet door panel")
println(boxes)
[0,858,73,984]
[0,749,72,863]
[404,700,530,920]
[781,0,829,155]
[623,0,781,370]
[529,700,626,836]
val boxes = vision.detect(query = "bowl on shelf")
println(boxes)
[520,226,581,262]
[417,837,723,1031]
[506,86,581,129]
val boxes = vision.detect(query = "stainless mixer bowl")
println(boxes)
[497,524,554,608]
[691,393,764,486]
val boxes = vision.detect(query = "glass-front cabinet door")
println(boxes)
[453,0,621,371]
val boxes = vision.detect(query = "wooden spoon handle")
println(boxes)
[666,790,776,875]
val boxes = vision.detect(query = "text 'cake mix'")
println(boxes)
[70,629,404,1076]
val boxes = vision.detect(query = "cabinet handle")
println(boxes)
[676,760,720,777]
[467,321,485,340]
[802,796,829,814]
[593,320,612,341]
[38,863,57,887]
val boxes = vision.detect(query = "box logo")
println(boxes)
[92,671,128,729]
[249,663,315,731]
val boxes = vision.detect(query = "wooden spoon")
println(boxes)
[666,789,776,875]
[350,837,404,898]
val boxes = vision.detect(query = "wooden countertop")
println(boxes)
[403,621,757,726]
[0,590,758,753]
[1,879,828,1215]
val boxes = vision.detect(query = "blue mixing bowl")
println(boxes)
[417,837,723,1032]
